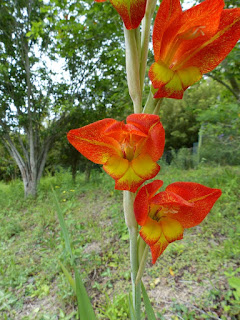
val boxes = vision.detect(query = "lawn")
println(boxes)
[0,163,239,320]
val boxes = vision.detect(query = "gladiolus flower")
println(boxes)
[94,0,147,30]
[67,114,165,193]
[149,0,240,99]
[134,180,221,263]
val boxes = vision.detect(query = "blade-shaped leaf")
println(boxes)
[58,261,76,294]
[128,292,136,320]
[53,188,96,319]
[74,266,96,320]
[141,282,157,320]
[52,188,73,261]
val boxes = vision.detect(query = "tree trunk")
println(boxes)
[2,133,52,198]
[71,160,77,184]
[23,175,37,198]
[85,161,91,183]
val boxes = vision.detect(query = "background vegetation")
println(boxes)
[0,164,239,319]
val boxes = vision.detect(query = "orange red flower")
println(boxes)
[95,0,147,30]
[134,180,221,263]
[67,114,165,192]
[149,0,240,99]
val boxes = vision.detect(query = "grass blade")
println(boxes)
[52,188,73,261]
[53,188,96,319]
[58,261,76,294]
[74,266,96,320]
[141,282,157,320]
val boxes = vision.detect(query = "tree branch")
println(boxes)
[206,74,239,100]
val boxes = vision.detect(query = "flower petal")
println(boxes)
[166,182,222,228]
[103,155,129,179]
[114,166,144,193]
[127,113,165,162]
[105,120,147,140]
[151,190,193,208]
[67,119,121,164]
[160,217,184,243]
[140,217,162,246]
[149,61,174,89]
[126,114,161,135]
[151,66,202,99]
[159,0,224,64]
[149,217,183,263]
[179,8,240,73]
[134,180,163,226]
[131,154,160,180]
[153,0,182,61]
[110,0,147,30]
[150,233,169,264]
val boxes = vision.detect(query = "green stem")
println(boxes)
[143,90,162,114]
[124,27,142,113]
[139,0,157,92]
[123,191,141,319]
[136,241,149,285]
[153,98,163,115]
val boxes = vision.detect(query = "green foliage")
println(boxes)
[197,99,240,166]
[159,79,223,150]
[0,165,239,319]
[98,293,130,319]
[141,282,157,320]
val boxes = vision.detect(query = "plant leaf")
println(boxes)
[52,188,73,261]
[128,292,136,320]
[58,261,76,294]
[53,189,96,319]
[141,282,157,320]
[74,266,96,320]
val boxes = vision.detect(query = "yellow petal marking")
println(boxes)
[160,217,184,243]
[140,217,162,245]
[131,154,158,179]
[151,61,174,85]
[177,67,202,88]
[103,155,129,179]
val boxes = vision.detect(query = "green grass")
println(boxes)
[0,164,239,320]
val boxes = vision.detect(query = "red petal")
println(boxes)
[166,182,222,228]
[150,233,169,264]
[160,217,183,243]
[105,120,147,139]
[110,0,147,30]
[131,154,160,180]
[159,0,224,64]
[148,217,183,264]
[67,119,121,164]
[134,180,163,225]
[151,190,193,207]
[149,60,202,99]
[113,166,144,192]
[127,114,161,134]
[179,8,240,73]
[103,155,129,179]
[127,114,165,162]
[140,217,162,246]
[154,86,184,99]
[153,0,182,61]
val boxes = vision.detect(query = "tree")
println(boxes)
[0,0,130,197]
[159,79,227,150]
[0,0,70,197]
